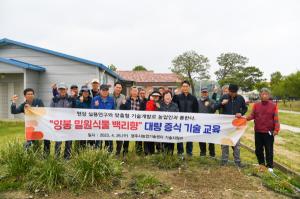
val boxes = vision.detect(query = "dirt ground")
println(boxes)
[0,165,289,199]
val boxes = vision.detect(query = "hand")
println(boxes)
[51,83,57,89]
[235,113,242,118]
[11,95,18,103]
[156,102,160,108]
[95,100,99,107]
[222,99,229,105]
[80,96,84,103]
[204,101,210,107]
[122,99,127,104]
[274,131,279,136]
[24,104,31,109]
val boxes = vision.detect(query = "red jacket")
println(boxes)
[247,100,280,133]
[146,100,158,111]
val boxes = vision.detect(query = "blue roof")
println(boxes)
[0,57,46,72]
[0,38,124,80]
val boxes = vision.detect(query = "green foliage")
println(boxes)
[26,156,68,193]
[108,64,117,71]
[69,148,122,191]
[0,140,37,180]
[215,53,265,91]
[215,52,248,85]
[129,173,171,197]
[271,71,300,99]
[132,65,147,71]
[170,50,210,94]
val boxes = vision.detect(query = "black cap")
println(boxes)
[201,87,208,92]
[70,84,78,89]
[100,84,109,91]
[80,85,89,92]
[229,84,239,93]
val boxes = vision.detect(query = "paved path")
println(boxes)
[279,110,300,115]
[281,124,300,133]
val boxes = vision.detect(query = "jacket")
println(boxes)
[91,95,115,110]
[11,98,44,114]
[172,93,198,113]
[247,100,280,133]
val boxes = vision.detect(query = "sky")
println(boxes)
[1,0,299,80]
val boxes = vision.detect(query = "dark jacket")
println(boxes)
[50,95,76,108]
[158,101,179,112]
[198,97,216,114]
[172,93,198,113]
[11,98,44,114]
[120,97,146,111]
[76,96,92,109]
[214,94,248,115]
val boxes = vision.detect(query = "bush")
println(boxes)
[0,140,37,180]
[25,156,69,193]
[129,173,171,197]
[69,148,122,191]
[149,154,183,169]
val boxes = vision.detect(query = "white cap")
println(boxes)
[91,78,99,84]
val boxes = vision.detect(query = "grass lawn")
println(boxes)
[278,112,300,128]
[242,122,300,173]
[0,121,299,198]
[277,100,300,112]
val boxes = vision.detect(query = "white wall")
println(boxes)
[0,44,117,106]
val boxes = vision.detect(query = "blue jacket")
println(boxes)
[91,96,115,110]
[76,96,92,109]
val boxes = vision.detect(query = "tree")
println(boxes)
[108,64,117,71]
[236,66,265,92]
[170,50,210,95]
[215,52,249,86]
[270,71,283,88]
[133,65,147,71]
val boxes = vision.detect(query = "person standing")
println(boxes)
[198,87,216,157]
[157,91,179,155]
[50,83,76,159]
[214,84,248,167]
[173,80,199,157]
[75,85,92,149]
[91,79,100,98]
[144,91,162,155]
[112,82,127,156]
[91,84,115,152]
[120,86,146,155]
[246,88,280,172]
[11,88,50,155]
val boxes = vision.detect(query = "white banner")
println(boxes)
[25,107,247,146]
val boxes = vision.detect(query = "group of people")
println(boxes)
[11,78,279,172]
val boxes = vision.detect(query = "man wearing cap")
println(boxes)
[91,79,100,98]
[198,87,216,157]
[51,84,79,99]
[91,84,115,152]
[50,82,76,159]
[246,88,280,173]
[214,84,248,167]
[76,85,93,149]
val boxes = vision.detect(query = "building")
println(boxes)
[0,38,125,119]
[117,70,181,96]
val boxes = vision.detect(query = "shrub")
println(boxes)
[69,148,122,191]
